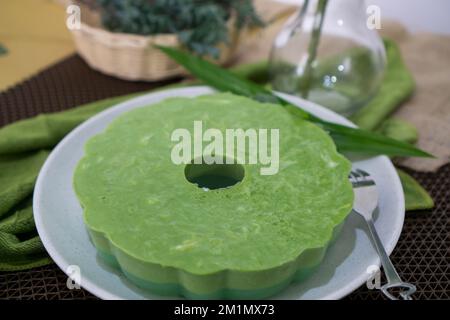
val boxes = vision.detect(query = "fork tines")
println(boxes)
[349,169,375,186]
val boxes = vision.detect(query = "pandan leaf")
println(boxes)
[157,45,432,158]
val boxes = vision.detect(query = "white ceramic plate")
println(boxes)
[33,86,404,300]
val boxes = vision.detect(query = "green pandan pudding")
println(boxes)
[73,93,353,299]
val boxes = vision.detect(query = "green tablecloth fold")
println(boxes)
[0,39,432,271]
[350,39,415,132]
[398,169,435,211]
[0,151,51,270]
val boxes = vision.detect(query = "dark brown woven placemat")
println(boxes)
[0,55,448,300]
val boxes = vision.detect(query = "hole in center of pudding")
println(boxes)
[184,157,244,190]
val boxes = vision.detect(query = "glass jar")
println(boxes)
[269,0,386,116]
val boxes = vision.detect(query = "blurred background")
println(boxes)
[1,0,450,92]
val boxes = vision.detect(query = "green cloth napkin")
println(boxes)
[350,39,416,133]
[0,151,51,270]
[397,169,434,211]
[376,118,418,144]
[0,40,433,271]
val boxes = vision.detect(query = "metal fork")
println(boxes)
[349,169,416,300]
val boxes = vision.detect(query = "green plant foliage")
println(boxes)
[92,0,263,58]
[0,43,8,56]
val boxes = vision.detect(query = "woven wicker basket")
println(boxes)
[69,2,240,81]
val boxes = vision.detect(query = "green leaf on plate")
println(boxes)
[157,45,432,158]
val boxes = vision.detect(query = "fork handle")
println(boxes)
[365,218,416,300]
